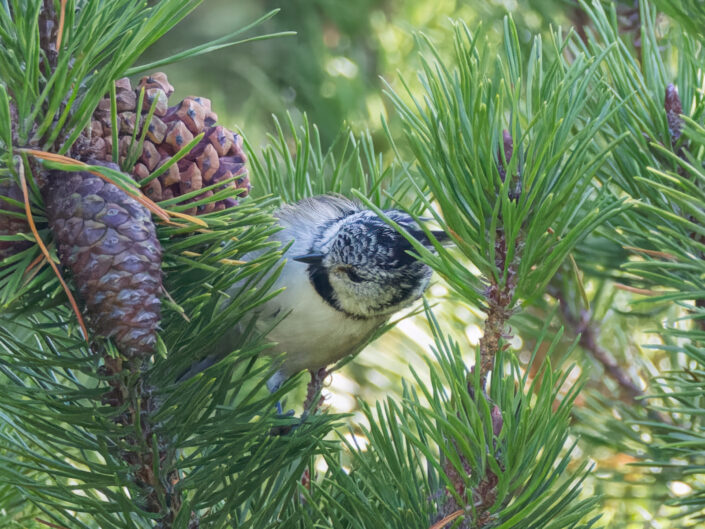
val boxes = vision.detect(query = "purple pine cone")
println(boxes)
[43,164,162,357]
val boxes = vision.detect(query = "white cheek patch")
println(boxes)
[329,271,373,316]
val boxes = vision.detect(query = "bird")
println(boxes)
[179,194,445,393]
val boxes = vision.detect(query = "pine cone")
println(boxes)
[79,73,249,214]
[43,164,162,357]
[0,178,32,262]
[665,83,684,145]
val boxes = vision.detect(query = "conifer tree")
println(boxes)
[1,1,704,528]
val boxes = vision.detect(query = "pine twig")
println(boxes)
[478,131,519,378]
[551,287,643,402]
[38,0,59,72]
[101,355,185,527]
[478,261,516,378]
[444,140,518,528]
[551,287,673,426]
[665,84,705,334]
[303,367,328,414]
[443,134,516,525]
[435,403,504,528]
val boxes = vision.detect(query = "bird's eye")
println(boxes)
[344,267,364,283]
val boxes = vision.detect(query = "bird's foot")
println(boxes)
[270,407,300,436]
[270,367,329,435]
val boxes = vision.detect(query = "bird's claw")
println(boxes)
[270,410,304,436]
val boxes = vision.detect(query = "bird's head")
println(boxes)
[295,209,444,319]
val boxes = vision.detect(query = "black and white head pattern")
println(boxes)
[301,201,439,319]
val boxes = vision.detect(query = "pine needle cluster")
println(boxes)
[1,0,704,528]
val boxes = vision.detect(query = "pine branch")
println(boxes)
[478,265,515,378]
[101,354,183,526]
[478,132,519,378]
[33,13,177,522]
[0,3,328,525]
[574,0,705,520]
[37,0,58,78]
[288,306,600,529]
[549,286,643,403]
[384,18,627,382]
[0,192,332,527]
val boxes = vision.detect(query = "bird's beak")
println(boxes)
[293,252,324,264]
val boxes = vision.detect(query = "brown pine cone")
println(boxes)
[43,163,162,357]
[0,178,32,262]
[79,73,250,214]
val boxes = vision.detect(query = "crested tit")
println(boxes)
[182,194,443,391]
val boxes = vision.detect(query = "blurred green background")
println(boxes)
[138,0,576,148]
[136,1,677,527]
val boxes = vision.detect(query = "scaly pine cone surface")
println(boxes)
[78,73,249,215]
[43,164,162,357]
